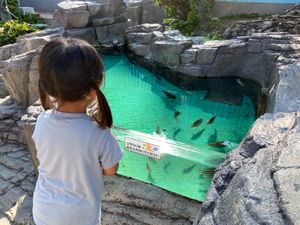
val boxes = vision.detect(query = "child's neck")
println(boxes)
[57,100,88,114]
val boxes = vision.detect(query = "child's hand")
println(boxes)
[102,163,119,176]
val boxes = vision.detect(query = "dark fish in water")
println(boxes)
[237,78,245,87]
[146,162,151,172]
[164,162,171,173]
[173,128,181,140]
[155,126,161,135]
[191,118,203,128]
[207,115,216,125]
[209,141,230,148]
[202,168,216,177]
[148,157,157,164]
[163,128,167,132]
[174,111,181,119]
[191,129,205,140]
[183,164,196,174]
[162,90,177,99]
[156,76,162,81]
[207,129,218,144]
[148,173,155,183]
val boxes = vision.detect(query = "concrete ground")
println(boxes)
[0,96,35,225]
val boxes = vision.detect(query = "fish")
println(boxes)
[207,115,216,125]
[162,90,177,99]
[191,118,203,128]
[146,162,151,172]
[202,168,216,177]
[209,141,230,148]
[173,111,181,119]
[148,173,155,183]
[182,164,196,174]
[148,157,157,164]
[191,129,205,140]
[155,126,161,135]
[237,78,245,87]
[156,76,162,81]
[173,128,181,140]
[162,128,167,132]
[164,162,171,173]
[207,129,218,144]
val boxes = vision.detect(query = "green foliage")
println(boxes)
[203,31,222,40]
[0,20,38,46]
[7,0,19,15]
[6,0,45,24]
[19,13,45,24]
[156,0,214,35]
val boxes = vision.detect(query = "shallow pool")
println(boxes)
[102,54,256,201]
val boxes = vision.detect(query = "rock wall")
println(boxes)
[194,112,300,225]
[224,4,300,39]
[51,0,165,46]
[0,28,65,107]
[125,25,300,114]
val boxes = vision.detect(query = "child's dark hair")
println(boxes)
[38,38,112,128]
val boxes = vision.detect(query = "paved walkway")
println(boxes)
[0,142,35,225]
[0,97,35,225]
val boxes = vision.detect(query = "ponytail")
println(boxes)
[91,84,113,129]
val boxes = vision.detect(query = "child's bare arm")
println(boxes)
[102,163,119,176]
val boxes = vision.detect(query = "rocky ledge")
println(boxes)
[224,4,300,39]
[125,25,300,114]
[195,112,300,225]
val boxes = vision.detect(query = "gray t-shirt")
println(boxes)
[32,109,123,225]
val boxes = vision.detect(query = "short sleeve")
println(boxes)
[99,129,123,169]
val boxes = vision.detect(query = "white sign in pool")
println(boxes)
[125,138,161,159]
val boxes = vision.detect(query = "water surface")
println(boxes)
[102,54,255,201]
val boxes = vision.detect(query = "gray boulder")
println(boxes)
[128,43,151,57]
[126,4,143,27]
[57,1,87,11]
[28,55,40,106]
[195,112,299,225]
[153,41,192,66]
[141,0,165,24]
[272,62,300,113]
[92,13,127,27]
[52,10,90,29]
[95,22,128,45]
[87,1,126,18]
[0,43,26,61]
[193,46,217,65]
[65,27,99,46]
[180,49,198,64]
[126,32,153,44]
[2,50,40,106]
[178,64,210,77]
[125,23,163,34]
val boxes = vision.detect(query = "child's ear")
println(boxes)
[96,80,102,88]
[89,87,97,98]
[88,81,102,98]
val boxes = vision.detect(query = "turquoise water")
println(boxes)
[102,54,256,201]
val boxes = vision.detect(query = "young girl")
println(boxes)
[32,38,123,225]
